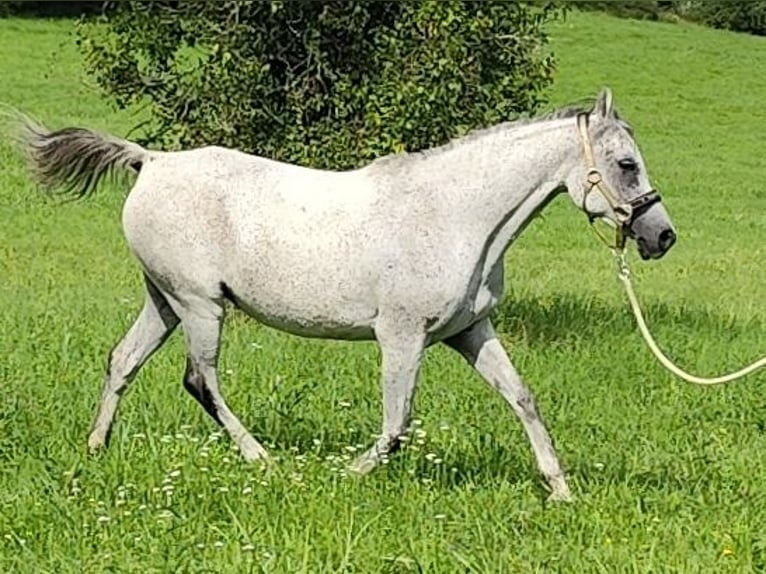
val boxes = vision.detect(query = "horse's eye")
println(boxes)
[618,158,637,171]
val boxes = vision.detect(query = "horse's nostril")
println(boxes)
[659,228,676,251]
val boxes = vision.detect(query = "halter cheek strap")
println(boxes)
[575,112,662,250]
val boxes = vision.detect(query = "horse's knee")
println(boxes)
[103,344,131,394]
[515,390,539,420]
[182,358,221,424]
[182,358,201,396]
[105,344,116,379]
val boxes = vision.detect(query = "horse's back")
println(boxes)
[121,145,385,338]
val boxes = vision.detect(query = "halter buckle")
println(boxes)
[586,169,602,187]
[613,203,633,225]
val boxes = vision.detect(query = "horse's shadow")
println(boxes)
[242,292,763,494]
[491,289,762,347]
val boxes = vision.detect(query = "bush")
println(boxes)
[575,1,766,36]
[681,1,766,36]
[0,1,102,18]
[574,1,680,22]
[76,0,565,170]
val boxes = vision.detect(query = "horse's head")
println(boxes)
[565,87,676,260]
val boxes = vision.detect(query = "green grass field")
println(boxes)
[3,10,766,573]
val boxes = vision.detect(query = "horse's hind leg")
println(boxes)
[176,297,269,462]
[87,275,179,451]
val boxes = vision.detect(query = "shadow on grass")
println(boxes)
[237,291,765,496]
[393,444,751,501]
[491,289,763,346]
[401,444,540,489]
[565,454,734,499]
[255,413,547,492]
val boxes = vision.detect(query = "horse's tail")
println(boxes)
[13,112,150,200]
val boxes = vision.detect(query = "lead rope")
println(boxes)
[613,248,766,385]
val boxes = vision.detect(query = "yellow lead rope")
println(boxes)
[577,111,766,384]
[614,249,766,385]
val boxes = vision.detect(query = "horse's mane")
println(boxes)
[370,96,617,168]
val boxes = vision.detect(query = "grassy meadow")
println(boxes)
[3,9,766,573]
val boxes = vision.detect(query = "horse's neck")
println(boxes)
[438,117,581,275]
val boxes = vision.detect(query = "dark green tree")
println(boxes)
[77,1,565,169]
[683,1,766,36]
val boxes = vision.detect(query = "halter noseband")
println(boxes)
[576,112,662,250]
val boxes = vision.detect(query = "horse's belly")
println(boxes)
[223,279,378,341]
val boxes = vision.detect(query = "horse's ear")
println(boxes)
[594,87,615,119]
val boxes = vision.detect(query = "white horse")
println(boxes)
[17,87,676,501]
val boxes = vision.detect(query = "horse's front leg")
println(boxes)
[349,320,426,475]
[445,317,572,502]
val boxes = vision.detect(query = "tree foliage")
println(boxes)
[576,1,766,37]
[76,0,564,169]
[0,1,101,18]
[574,1,679,22]
[683,1,766,36]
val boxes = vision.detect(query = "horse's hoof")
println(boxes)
[240,444,271,464]
[348,455,378,477]
[86,433,107,454]
[239,436,271,464]
[546,489,574,503]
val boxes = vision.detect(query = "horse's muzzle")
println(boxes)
[636,228,676,260]
[630,200,677,260]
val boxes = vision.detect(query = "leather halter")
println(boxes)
[576,112,662,250]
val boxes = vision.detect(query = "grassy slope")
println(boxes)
[2,10,766,573]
